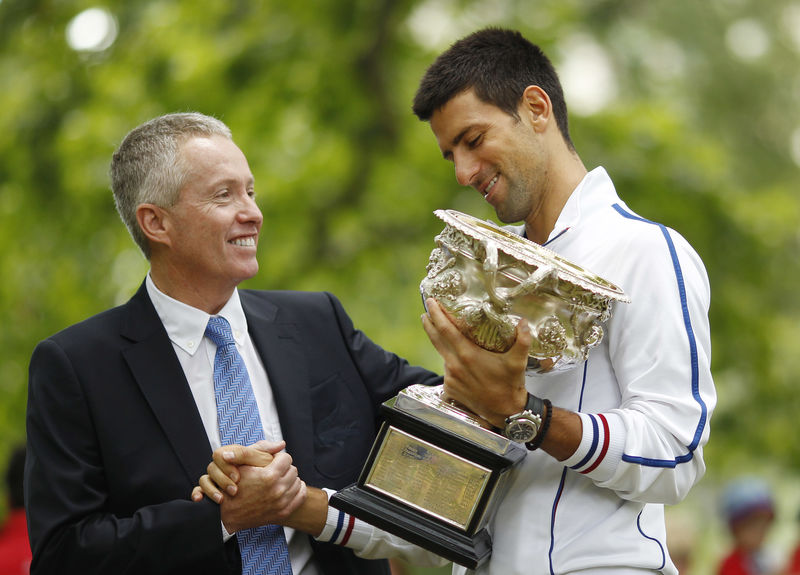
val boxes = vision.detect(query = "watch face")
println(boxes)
[506,419,538,443]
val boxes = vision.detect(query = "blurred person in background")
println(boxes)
[785,509,800,574]
[665,510,696,575]
[388,559,410,575]
[0,444,31,575]
[717,477,780,575]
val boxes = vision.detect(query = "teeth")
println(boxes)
[485,175,499,195]
[231,237,255,247]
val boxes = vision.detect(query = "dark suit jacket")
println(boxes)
[25,283,441,575]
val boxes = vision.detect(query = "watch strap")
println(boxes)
[526,398,553,451]
[523,393,545,420]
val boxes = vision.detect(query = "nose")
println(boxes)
[453,151,480,187]
[238,193,263,227]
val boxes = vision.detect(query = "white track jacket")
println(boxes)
[317,167,716,575]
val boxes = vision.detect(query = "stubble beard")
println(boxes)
[493,178,533,225]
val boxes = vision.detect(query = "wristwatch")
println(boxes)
[503,393,545,444]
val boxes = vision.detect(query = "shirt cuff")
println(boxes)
[222,521,234,542]
[315,488,374,550]
[562,411,623,481]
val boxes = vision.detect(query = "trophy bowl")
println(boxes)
[420,210,630,372]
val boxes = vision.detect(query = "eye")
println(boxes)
[468,134,483,149]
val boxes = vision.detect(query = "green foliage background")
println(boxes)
[1,0,799,571]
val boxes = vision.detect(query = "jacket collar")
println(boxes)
[120,282,213,484]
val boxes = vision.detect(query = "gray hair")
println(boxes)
[110,112,233,258]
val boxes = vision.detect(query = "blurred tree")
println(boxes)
[0,1,798,567]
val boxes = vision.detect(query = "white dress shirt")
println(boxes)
[146,275,320,575]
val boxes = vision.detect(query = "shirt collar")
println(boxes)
[145,273,249,355]
[546,166,615,243]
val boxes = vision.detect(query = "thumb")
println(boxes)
[216,442,279,468]
[510,319,533,359]
[251,440,286,454]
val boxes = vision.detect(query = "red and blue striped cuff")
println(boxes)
[568,413,611,474]
[322,508,356,546]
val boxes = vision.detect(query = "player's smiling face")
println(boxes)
[430,88,549,225]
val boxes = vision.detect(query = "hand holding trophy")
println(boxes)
[331,210,629,568]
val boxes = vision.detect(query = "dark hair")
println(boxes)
[6,444,25,509]
[412,28,573,150]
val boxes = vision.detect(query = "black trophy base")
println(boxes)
[330,485,491,569]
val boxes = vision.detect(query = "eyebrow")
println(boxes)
[210,175,255,189]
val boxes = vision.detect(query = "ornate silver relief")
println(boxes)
[420,210,630,373]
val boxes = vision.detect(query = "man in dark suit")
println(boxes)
[25,112,440,575]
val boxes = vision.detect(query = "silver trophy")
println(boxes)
[331,210,630,568]
[420,209,630,371]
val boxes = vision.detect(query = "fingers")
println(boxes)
[423,298,459,336]
[510,317,533,362]
[425,297,531,366]
[211,445,244,483]
[262,452,299,497]
[197,473,225,503]
[212,443,278,483]
[283,480,308,518]
[421,312,445,356]
[207,457,240,497]
[227,453,305,526]
[251,440,286,454]
[263,451,295,484]
[421,301,444,350]
[421,298,464,357]
[424,298,531,426]
[203,446,307,532]
[201,442,281,504]
[272,473,303,518]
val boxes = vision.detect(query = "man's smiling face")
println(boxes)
[430,88,549,225]
[162,135,263,294]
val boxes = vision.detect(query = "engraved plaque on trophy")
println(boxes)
[330,210,629,569]
[331,385,525,568]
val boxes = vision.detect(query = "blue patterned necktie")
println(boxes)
[205,316,293,575]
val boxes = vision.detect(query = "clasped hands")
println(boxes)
[191,440,306,534]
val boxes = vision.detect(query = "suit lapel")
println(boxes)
[120,283,212,484]
[240,292,315,481]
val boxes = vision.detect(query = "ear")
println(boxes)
[136,203,172,249]
[520,85,552,133]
